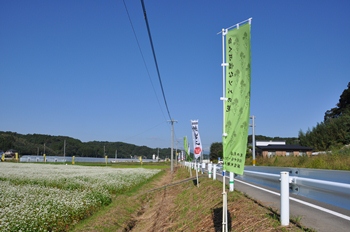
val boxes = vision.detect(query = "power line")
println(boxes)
[139,0,177,171]
[121,121,168,142]
[140,0,172,121]
[122,0,168,123]
[123,0,177,157]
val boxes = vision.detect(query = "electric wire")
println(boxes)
[140,0,173,121]
[121,121,168,143]
[122,0,178,150]
[122,0,168,123]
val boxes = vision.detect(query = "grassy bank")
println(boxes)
[72,166,311,231]
[71,167,168,232]
[246,147,350,171]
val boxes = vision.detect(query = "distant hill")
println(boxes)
[0,131,299,159]
[0,131,172,159]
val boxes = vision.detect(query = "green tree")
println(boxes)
[300,82,350,151]
[324,82,350,121]
[209,142,222,161]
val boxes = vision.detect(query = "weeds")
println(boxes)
[246,148,350,170]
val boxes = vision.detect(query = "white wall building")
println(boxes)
[255,141,285,146]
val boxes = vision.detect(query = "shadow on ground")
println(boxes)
[212,207,232,232]
[192,179,199,186]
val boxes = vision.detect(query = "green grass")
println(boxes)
[72,168,166,232]
[246,147,350,170]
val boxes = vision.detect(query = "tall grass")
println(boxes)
[246,147,350,170]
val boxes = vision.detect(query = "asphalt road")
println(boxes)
[215,173,350,232]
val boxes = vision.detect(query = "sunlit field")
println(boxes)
[0,163,160,231]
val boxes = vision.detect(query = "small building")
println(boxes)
[4,149,17,158]
[256,141,286,146]
[256,144,313,158]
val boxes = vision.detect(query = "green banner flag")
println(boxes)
[223,23,251,175]
[183,136,189,160]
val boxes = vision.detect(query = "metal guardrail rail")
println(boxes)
[234,166,350,211]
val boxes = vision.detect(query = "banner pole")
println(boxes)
[222,191,227,232]
[217,17,252,34]
[221,27,228,232]
[220,18,252,231]
[196,159,199,187]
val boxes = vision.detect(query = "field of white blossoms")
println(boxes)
[0,162,160,232]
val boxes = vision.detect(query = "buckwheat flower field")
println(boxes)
[0,163,160,231]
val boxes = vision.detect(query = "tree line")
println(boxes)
[299,82,350,151]
[0,132,172,159]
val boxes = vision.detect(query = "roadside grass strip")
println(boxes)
[0,163,160,232]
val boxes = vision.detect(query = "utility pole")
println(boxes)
[64,140,66,157]
[168,119,177,172]
[250,115,256,166]
[175,139,177,166]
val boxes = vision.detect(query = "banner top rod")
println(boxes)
[217,17,252,34]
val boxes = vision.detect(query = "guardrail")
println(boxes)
[183,162,350,211]
[233,166,350,211]
[183,162,350,227]
[235,166,350,210]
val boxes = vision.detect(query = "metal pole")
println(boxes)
[208,163,212,178]
[175,139,178,166]
[196,159,199,187]
[169,119,177,172]
[250,115,256,166]
[280,171,290,226]
[171,120,174,172]
[221,27,228,232]
[229,172,234,191]
[222,192,228,232]
[213,164,217,180]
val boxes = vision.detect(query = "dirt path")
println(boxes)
[128,167,178,232]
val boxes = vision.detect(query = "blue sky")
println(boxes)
[1,0,349,152]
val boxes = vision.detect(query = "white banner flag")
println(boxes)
[191,120,202,160]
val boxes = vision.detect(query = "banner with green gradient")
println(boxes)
[183,136,189,160]
[223,23,251,175]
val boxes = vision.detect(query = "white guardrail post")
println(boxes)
[213,164,217,180]
[229,172,234,192]
[280,171,290,226]
[208,163,212,178]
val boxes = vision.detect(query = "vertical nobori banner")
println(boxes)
[183,136,189,160]
[191,120,202,160]
[224,22,251,175]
